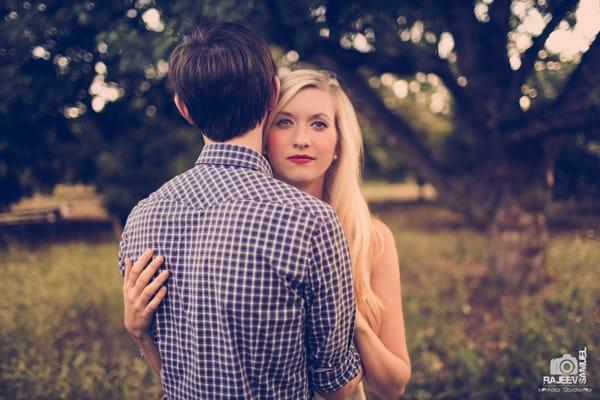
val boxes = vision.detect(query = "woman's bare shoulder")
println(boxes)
[371,217,394,240]
[370,217,399,274]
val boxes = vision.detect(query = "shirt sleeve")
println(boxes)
[118,223,128,278]
[305,209,362,394]
[118,208,138,277]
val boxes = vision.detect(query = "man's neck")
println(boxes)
[203,124,264,154]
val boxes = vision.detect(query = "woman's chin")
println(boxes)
[278,174,316,188]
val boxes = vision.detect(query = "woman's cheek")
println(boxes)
[319,131,338,159]
[266,131,287,164]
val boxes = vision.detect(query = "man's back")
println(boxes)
[119,144,360,399]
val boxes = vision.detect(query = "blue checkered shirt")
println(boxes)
[119,144,361,399]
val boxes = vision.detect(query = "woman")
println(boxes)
[123,69,411,399]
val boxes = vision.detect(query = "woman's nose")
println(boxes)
[293,126,310,149]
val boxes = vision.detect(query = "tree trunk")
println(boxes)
[485,139,561,294]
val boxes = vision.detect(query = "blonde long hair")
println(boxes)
[266,69,385,331]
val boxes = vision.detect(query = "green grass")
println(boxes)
[373,203,599,399]
[0,202,598,399]
[0,243,161,400]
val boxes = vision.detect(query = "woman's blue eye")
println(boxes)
[275,119,292,127]
[312,120,328,129]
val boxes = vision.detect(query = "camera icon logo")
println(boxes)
[549,354,578,376]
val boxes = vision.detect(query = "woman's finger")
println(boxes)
[140,270,169,304]
[128,248,154,288]
[145,286,168,315]
[135,255,165,293]
[123,257,133,289]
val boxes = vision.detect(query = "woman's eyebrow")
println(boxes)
[277,111,333,121]
[312,113,332,121]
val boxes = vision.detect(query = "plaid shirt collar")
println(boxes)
[195,143,273,177]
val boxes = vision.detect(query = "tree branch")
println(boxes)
[324,50,501,225]
[263,0,314,50]
[299,38,495,138]
[485,0,513,64]
[503,105,600,143]
[442,0,514,126]
[553,33,600,108]
[504,0,579,116]
[517,0,578,87]
[503,33,600,144]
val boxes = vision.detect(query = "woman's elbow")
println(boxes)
[368,378,408,399]
[371,385,405,400]
[389,381,409,399]
[381,365,411,398]
[397,359,411,394]
[398,364,411,397]
[396,382,408,398]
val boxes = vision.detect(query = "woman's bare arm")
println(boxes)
[354,219,411,398]
[130,330,163,375]
[122,250,168,375]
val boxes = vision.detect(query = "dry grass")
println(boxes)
[1,185,598,399]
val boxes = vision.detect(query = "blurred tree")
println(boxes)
[0,0,201,223]
[252,0,600,294]
[553,131,600,201]
[1,0,598,292]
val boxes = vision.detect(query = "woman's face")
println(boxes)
[266,87,338,196]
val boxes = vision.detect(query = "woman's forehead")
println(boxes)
[279,87,335,118]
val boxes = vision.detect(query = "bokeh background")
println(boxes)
[1,0,599,399]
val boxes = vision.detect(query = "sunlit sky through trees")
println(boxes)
[32,0,598,116]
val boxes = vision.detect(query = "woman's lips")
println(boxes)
[287,155,314,164]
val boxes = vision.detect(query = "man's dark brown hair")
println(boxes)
[168,22,277,141]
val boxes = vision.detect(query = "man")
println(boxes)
[119,22,362,399]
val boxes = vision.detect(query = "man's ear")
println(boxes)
[270,76,281,110]
[174,94,195,125]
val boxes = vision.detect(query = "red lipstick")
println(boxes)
[287,154,315,164]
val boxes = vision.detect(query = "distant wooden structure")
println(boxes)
[0,202,115,247]
[0,206,64,225]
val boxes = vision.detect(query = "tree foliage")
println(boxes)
[0,0,202,219]
[1,0,598,227]
[0,0,600,290]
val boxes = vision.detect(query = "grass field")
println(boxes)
[1,202,598,399]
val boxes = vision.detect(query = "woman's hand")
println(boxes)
[123,248,169,339]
